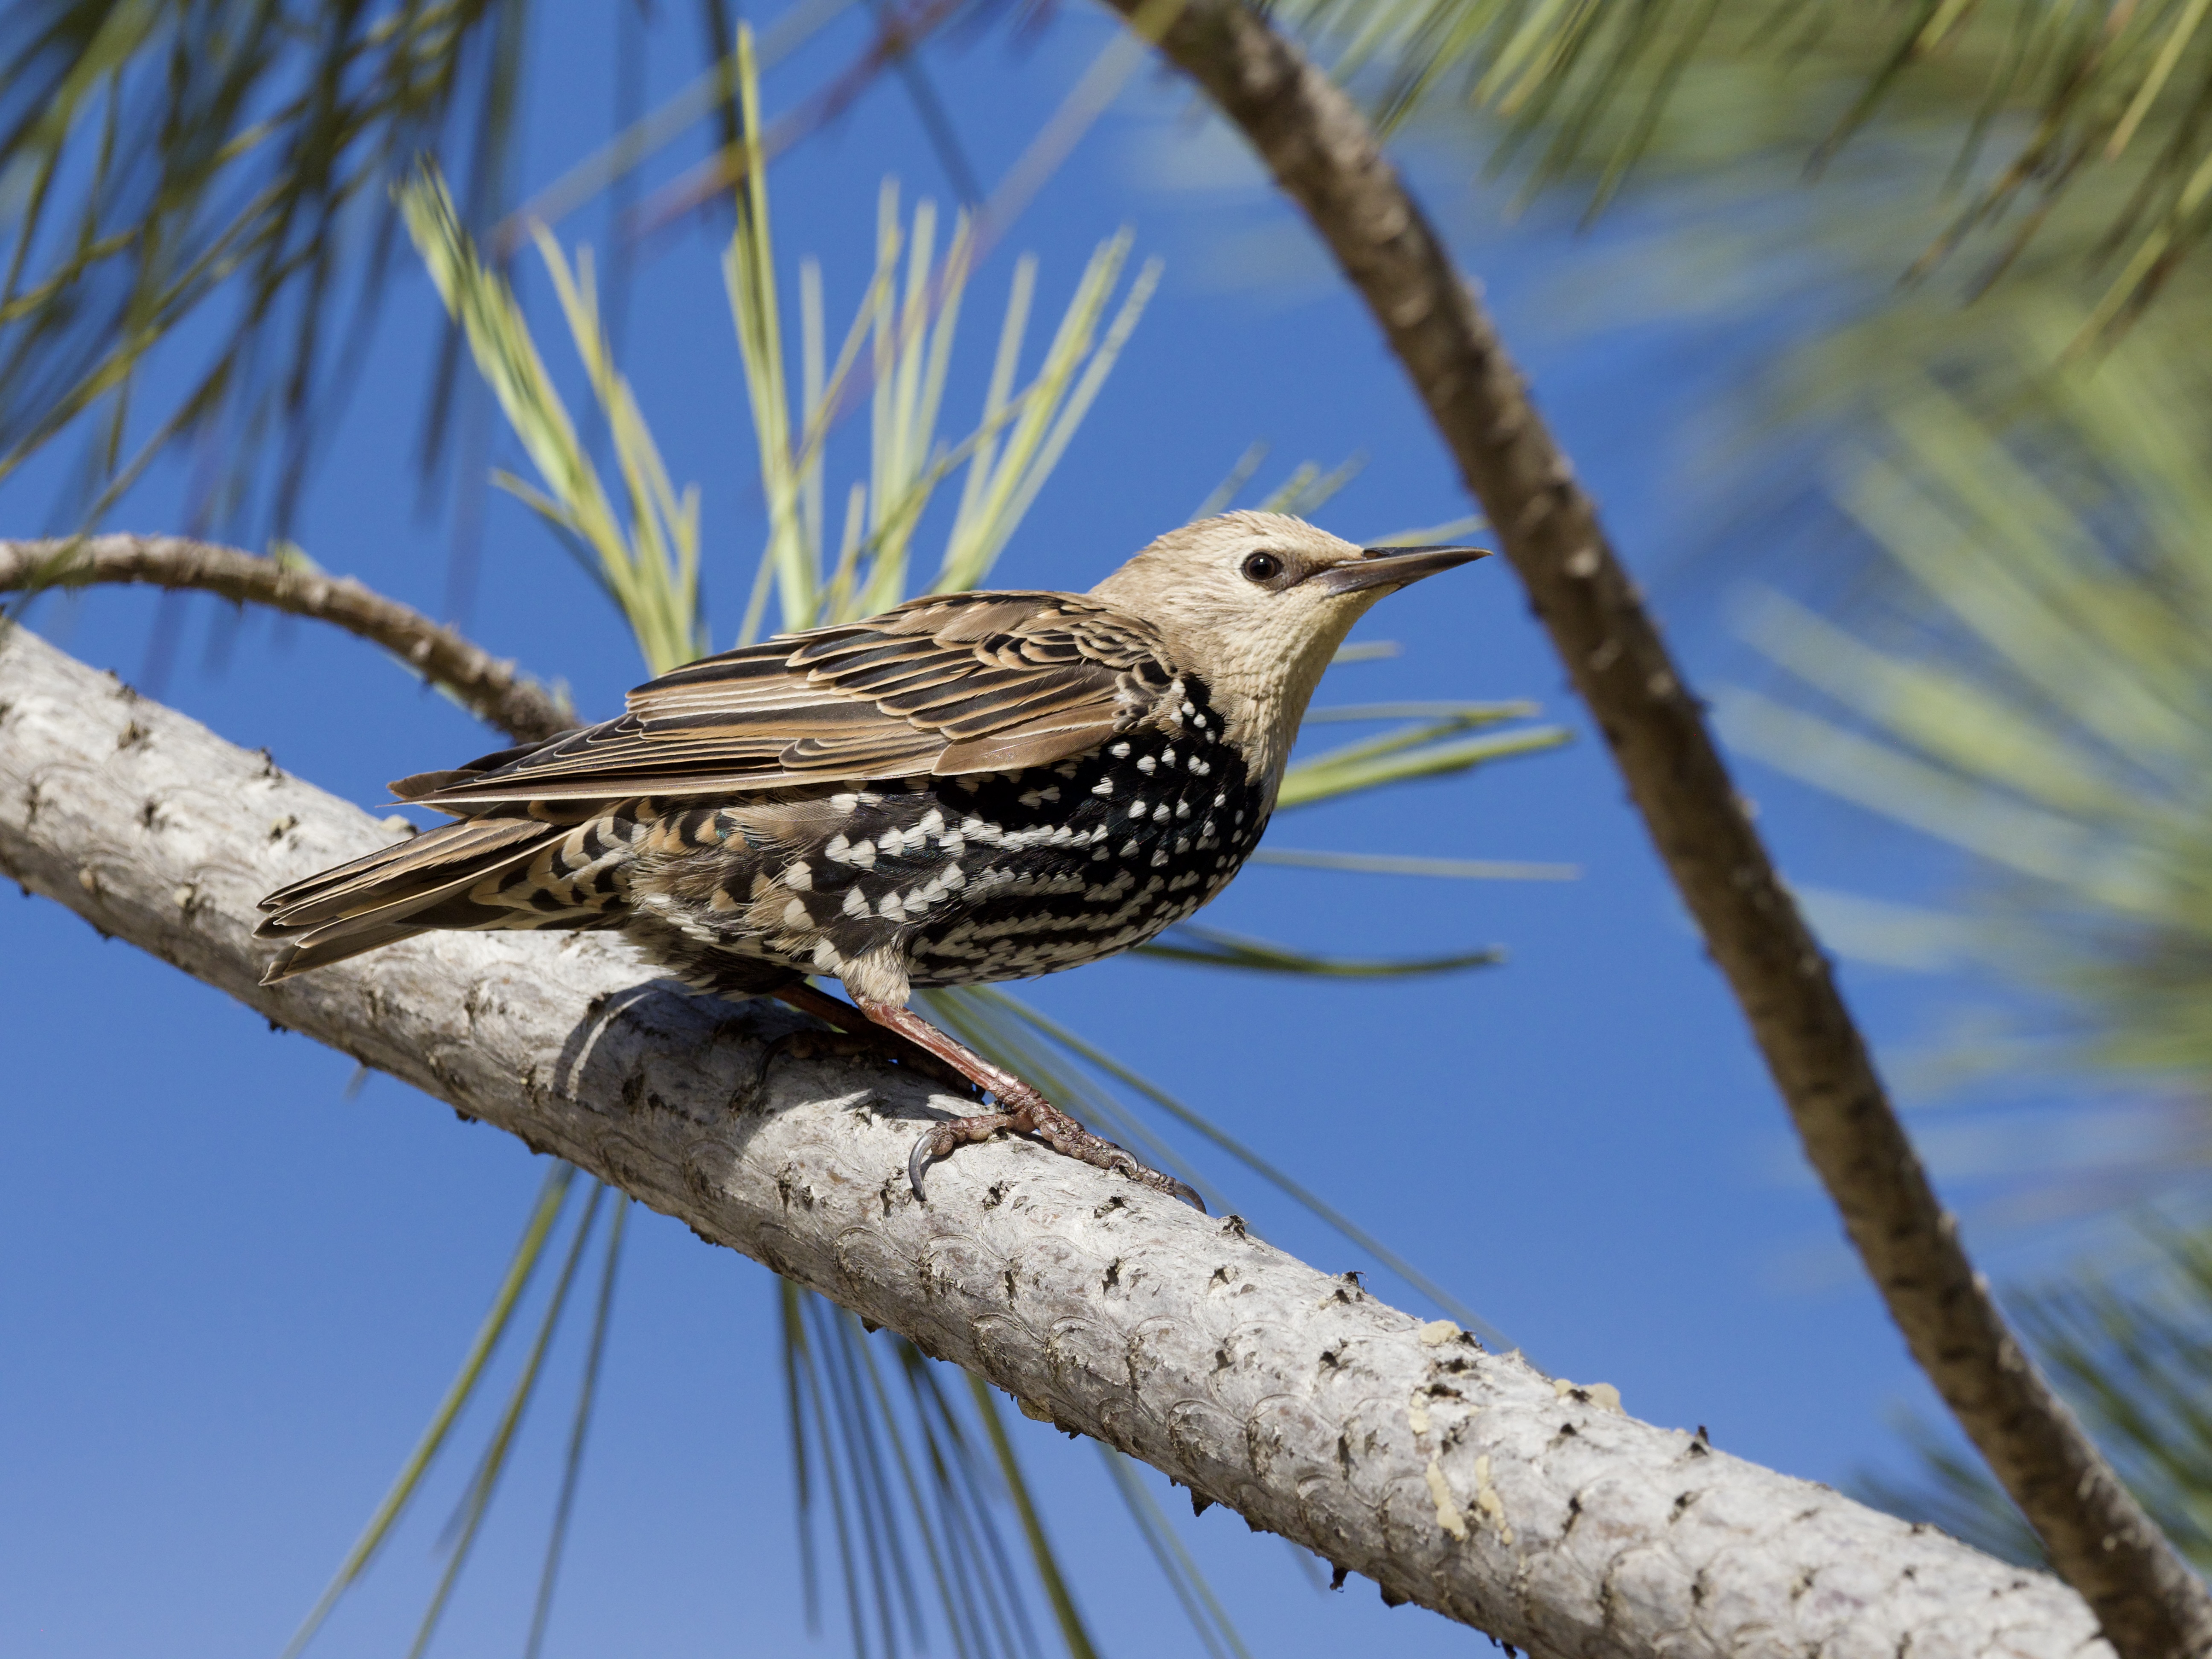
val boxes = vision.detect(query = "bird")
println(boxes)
[256,512,1485,1208]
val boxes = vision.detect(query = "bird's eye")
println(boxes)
[1241,551,1284,584]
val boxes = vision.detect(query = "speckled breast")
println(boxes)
[680,675,1267,990]
[904,710,1266,987]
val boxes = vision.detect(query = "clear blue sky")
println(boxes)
[0,6,2029,1656]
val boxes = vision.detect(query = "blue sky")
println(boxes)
[0,6,2045,1656]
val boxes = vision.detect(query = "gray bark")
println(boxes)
[0,622,2107,1657]
[1089,6,2212,1654]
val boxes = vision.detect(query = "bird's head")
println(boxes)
[1090,510,1487,788]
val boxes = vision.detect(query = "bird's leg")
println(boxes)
[768,981,979,1098]
[858,999,1205,1212]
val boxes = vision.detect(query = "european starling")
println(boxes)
[257,512,1483,1206]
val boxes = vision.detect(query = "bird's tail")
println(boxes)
[256,810,610,983]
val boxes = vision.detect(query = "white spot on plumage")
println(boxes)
[1135,754,1156,774]
[1152,803,1170,823]
[783,898,811,928]
[1121,840,1141,859]
[1092,777,1114,797]
[1110,741,1131,758]
[783,862,813,891]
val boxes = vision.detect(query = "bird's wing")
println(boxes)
[399,591,1178,809]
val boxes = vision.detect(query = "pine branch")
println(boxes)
[1092,4,2212,1655]
[0,535,570,745]
[0,618,2105,1659]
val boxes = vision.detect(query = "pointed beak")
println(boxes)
[1313,544,1490,597]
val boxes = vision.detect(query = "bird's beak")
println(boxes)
[1313,544,1490,597]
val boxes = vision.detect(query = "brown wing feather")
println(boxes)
[402,591,1178,811]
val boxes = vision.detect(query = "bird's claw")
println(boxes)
[1094,1156,1205,1211]
[907,1124,960,1202]
[904,1115,1205,1211]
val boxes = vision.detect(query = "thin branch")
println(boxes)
[0,535,571,745]
[0,620,2106,1659]
[1093,6,2212,1656]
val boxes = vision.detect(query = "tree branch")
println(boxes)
[0,536,571,745]
[0,617,2105,1659]
[1091,5,2212,1655]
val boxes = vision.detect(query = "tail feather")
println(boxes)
[259,817,551,925]
[257,815,582,983]
[259,916,472,981]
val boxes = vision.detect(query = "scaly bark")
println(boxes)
[0,619,2106,1659]
[0,536,570,744]
[1090,4,2212,1655]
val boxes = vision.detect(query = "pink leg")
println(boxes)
[859,1000,1205,1211]
[770,982,977,1097]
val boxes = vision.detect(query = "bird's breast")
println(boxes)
[626,672,1271,990]
[896,681,1268,985]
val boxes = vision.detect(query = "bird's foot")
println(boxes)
[907,1082,1204,1211]
[905,1109,1023,1196]
[852,996,1204,1211]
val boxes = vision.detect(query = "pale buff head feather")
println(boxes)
[1089,510,1484,793]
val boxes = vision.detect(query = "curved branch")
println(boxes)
[0,536,571,745]
[0,618,2105,1659]
[1093,6,2212,1656]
